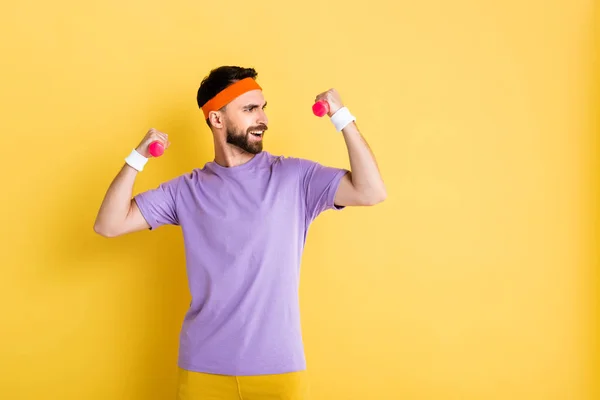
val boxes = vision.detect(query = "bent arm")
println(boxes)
[334,121,387,207]
[93,164,149,237]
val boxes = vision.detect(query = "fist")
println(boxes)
[136,128,171,158]
[315,88,344,117]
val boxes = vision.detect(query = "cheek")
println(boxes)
[231,114,253,132]
[240,116,255,132]
[243,113,255,126]
[226,117,244,133]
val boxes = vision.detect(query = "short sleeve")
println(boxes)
[298,158,349,221]
[133,177,181,230]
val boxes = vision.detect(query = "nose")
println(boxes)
[257,109,268,127]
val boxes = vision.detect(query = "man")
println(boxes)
[94,66,386,399]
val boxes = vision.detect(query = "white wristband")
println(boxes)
[330,106,356,131]
[125,149,149,172]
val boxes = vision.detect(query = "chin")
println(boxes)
[246,142,263,154]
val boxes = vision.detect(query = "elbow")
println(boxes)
[362,188,387,206]
[368,192,387,206]
[93,222,118,238]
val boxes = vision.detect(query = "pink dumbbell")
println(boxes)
[312,100,329,117]
[148,141,164,157]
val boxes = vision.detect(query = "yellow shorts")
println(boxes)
[176,367,310,400]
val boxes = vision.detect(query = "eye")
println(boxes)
[245,105,266,112]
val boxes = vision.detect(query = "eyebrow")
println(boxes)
[243,101,267,110]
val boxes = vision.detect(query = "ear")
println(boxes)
[208,111,224,128]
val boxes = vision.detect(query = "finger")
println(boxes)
[148,134,164,147]
[154,132,167,144]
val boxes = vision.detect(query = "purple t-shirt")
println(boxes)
[134,151,348,375]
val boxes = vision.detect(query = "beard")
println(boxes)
[226,123,267,154]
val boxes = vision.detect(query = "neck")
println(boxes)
[212,133,256,168]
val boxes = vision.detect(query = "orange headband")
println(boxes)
[201,77,263,119]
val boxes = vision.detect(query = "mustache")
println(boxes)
[247,124,268,133]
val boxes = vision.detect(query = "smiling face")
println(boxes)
[222,89,269,154]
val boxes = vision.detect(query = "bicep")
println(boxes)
[120,199,151,235]
[333,172,369,207]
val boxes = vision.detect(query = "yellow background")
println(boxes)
[0,0,597,399]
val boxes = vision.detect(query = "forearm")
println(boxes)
[94,164,138,234]
[341,122,387,202]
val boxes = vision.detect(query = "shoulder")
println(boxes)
[262,151,314,170]
[151,167,207,194]
[262,152,349,181]
[262,152,335,183]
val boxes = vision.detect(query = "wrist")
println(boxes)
[125,148,149,172]
[135,146,150,158]
[330,106,356,131]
